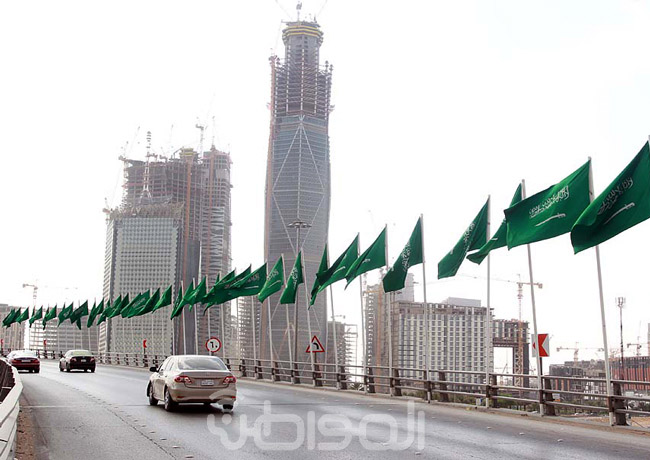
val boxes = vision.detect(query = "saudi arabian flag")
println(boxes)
[108,294,129,319]
[29,306,43,327]
[178,280,194,311]
[170,285,185,319]
[43,306,57,329]
[58,303,73,326]
[438,199,489,279]
[131,288,160,318]
[104,295,121,319]
[16,308,30,324]
[87,300,104,328]
[122,291,149,318]
[152,285,173,313]
[3,308,18,327]
[345,227,387,287]
[259,257,284,303]
[572,143,650,254]
[225,264,267,299]
[96,301,110,326]
[505,160,591,249]
[468,185,523,265]
[185,277,207,311]
[310,246,329,306]
[383,217,423,293]
[312,236,359,305]
[70,301,89,329]
[204,267,252,308]
[280,252,304,304]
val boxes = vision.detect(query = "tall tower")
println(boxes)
[262,17,333,362]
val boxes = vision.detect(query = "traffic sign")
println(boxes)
[532,333,550,357]
[142,339,147,349]
[206,337,222,353]
[305,335,325,353]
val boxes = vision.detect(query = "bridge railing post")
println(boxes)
[272,361,280,382]
[255,360,263,380]
[240,359,247,378]
[338,365,347,390]
[292,362,300,385]
[438,371,449,402]
[611,382,628,426]
[391,368,402,397]
[542,377,555,416]
[366,366,376,394]
[313,363,322,387]
[487,374,498,408]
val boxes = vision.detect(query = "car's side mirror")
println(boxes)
[149,366,158,372]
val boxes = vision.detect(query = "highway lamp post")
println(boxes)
[616,297,626,381]
[288,219,311,377]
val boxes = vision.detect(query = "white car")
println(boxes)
[147,355,237,412]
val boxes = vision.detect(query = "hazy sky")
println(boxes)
[2,1,650,367]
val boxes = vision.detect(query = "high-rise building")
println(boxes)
[100,203,183,356]
[262,18,333,363]
[0,304,25,352]
[117,146,232,355]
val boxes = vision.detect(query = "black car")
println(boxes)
[59,350,96,372]
[10,350,40,373]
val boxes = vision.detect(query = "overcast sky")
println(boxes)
[1,1,650,368]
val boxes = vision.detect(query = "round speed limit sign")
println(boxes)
[205,337,222,353]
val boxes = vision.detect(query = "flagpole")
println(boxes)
[267,299,276,362]
[251,296,258,368]
[420,215,431,403]
[358,275,366,391]
[586,157,614,425]
[303,262,317,385]
[329,285,340,389]
[485,199,492,408]
[220,304,226,358]
[522,179,544,415]
[285,303,294,381]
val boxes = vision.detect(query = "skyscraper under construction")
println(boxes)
[262,18,333,362]
[102,143,232,355]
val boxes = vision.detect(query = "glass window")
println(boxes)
[177,356,227,371]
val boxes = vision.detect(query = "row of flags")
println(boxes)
[438,141,650,277]
[5,141,649,331]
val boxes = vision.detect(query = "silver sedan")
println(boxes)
[147,355,237,412]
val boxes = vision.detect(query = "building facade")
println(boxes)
[119,146,232,354]
[262,19,333,363]
[100,203,183,356]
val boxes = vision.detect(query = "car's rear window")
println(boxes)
[71,350,92,356]
[177,356,227,370]
[15,351,36,358]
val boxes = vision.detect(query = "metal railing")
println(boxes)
[0,360,21,460]
[35,351,650,426]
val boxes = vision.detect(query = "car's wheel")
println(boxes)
[59,365,63,372]
[83,369,87,372]
[164,388,176,412]
[91,368,95,373]
[222,404,234,412]
[66,364,70,372]
[148,384,158,406]
[35,369,40,374]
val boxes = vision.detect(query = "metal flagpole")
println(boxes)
[252,296,258,366]
[522,179,545,415]
[420,215,431,402]
[358,276,366,391]
[329,284,340,389]
[267,299,275,362]
[485,199,492,408]
[285,303,294,381]
[303,263,316,384]
[220,304,226,358]
[194,304,199,355]
[387,291,393,395]
[587,157,614,425]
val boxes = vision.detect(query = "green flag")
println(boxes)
[122,291,150,318]
[16,308,30,324]
[185,277,207,311]
[505,160,591,249]
[178,280,194,311]
[108,294,129,319]
[152,285,173,313]
[3,309,19,327]
[43,306,57,329]
[170,285,185,319]
[206,266,265,311]
[309,246,329,306]
[571,143,650,254]
[69,301,89,328]
[468,185,523,265]
[345,227,387,287]
[438,199,489,279]
[29,306,43,327]
[259,257,284,303]
[58,303,74,326]
[131,288,160,317]
[96,301,110,326]
[383,217,424,293]
[204,267,252,308]
[87,300,104,328]
[280,252,304,304]
[313,236,359,302]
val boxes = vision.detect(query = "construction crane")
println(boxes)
[627,342,647,357]
[556,343,604,364]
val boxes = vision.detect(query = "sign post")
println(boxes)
[205,337,222,355]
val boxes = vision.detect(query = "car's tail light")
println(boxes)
[31,359,39,363]
[174,375,193,384]
[223,375,236,384]
[11,359,19,365]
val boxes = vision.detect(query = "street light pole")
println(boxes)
[288,219,311,369]
[616,297,626,380]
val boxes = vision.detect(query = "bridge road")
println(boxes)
[18,360,650,459]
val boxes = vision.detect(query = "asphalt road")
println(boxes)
[18,360,650,459]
